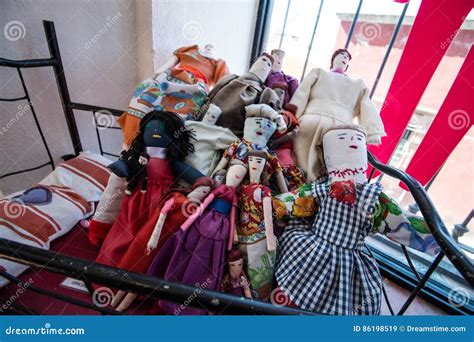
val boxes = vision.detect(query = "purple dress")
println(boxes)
[147,185,235,315]
[265,70,299,105]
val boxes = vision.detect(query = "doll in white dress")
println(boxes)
[290,49,386,181]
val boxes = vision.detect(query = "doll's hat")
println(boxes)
[244,104,287,133]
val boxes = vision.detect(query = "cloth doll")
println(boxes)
[184,104,238,176]
[95,111,206,270]
[237,150,277,301]
[118,44,229,147]
[116,150,150,195]
[197,53,280,137]
[276,124,383,315]
[275,124,438,315]
[213,104,289,194]
[146,159,248,315]
[269,85,306,191]
[264,49,299,106]
[290,48,386,181]
[110,177,213,312]
[220,248,252,299]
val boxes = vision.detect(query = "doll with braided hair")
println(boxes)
[95,110,206,270]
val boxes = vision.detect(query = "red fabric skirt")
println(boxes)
[117,192,190,274]
[95,158,174,269]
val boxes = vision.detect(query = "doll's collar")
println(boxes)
[331,67,346,75]
[146,146,168,159]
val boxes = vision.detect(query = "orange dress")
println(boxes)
[118,45,229,145]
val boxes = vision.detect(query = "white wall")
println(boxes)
[0,0,257,194]
[152,0,258,75]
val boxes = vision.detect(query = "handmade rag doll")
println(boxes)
[275,124,438,315]
[198,53,280,137]
[290,49,386,181]
[110,177,213,312]
[237,150,277,300]
[118,44,229,147]
[264,49,299,105]
[213,104,289,194]
[95,111,205,270]
[269,86,306,191]
[220,248,252,299]
[146,159,248,315]
[184,104,238,175]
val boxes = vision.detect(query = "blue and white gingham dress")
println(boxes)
[275,181,383,315]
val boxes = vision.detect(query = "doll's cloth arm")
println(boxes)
[147,197,175,253]
[275,170,289,193]
[371,192,440,256]
[180,187,228,231]
[287,75,300,99]
[289,68,319,118]
[172,160,205,185]
[357,86,386,145]
[228,194,238,251]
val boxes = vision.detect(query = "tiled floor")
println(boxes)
[381,278,446,315]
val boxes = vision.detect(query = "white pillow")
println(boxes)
[40,151,112,202]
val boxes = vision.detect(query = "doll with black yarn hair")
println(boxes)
[96,110,207,269]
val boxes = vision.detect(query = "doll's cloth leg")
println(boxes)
[292,114,336,182]
[89,174,126,247]
[238,238,276,301]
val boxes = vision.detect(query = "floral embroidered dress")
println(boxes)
[237,183,276,300]
[118,45,229,145]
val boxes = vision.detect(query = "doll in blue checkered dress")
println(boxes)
[275,124,384,315]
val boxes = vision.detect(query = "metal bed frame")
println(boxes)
[0,20,472,316]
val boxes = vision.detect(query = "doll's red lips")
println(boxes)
[252,167,257,170]
[256,132,263,135]
[349,145,358,149]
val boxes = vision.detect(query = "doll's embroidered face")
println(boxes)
[229,258,244,278]
[142,118,172,148]
[226,163,248,187]
[243,117,276,144]
[249,55,273,81]
[271,49,285,71]
[331,51,351,72]
[322,127,368,184]
[248,156,265,182]
[202,104,222,125]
